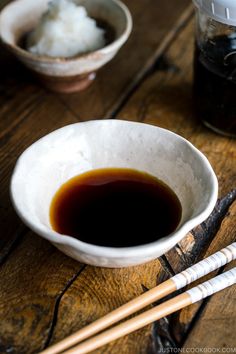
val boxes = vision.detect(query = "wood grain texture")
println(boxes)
[0,231,85,354]
[181,202,236,349]
[0,92,78,264]
[0,231,171,353]
[0,3,236,354]
[49,260,170,354]
[164,201,236,349]
[183,262,236,350]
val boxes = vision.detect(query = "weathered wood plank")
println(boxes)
[0,229,172,353]
[0,93,78,264]
[183,261,236,350]
[0,231,85,354]
[49,260,170,354]
[168,201,236,349]
[181,200,236,348]
[165,190,236,274]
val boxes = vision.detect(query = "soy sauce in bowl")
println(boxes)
[50,168,182,247]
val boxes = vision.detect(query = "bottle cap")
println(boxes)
[193,0,236,26]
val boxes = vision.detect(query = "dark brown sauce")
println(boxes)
[50,168,182,247]
[194,36,236,136]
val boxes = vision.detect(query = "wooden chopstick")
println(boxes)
[40,243,236,354]
[64,267,236,354]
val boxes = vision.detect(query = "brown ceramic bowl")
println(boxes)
[0,0,132,93]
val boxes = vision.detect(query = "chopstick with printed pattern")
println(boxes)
[64,267,236,354]
[64,266,236,354]
[41,243,236,354]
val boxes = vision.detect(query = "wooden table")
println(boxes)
[0,1,236,353]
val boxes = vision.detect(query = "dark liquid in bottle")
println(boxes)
[50,168,182,247]
[194,35,236,137]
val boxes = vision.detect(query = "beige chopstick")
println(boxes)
[64,267,236,354]
[40,243,236,354]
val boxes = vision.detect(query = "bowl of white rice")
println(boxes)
[0,0,132,93]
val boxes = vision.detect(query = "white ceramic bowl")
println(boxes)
[0,0,132,93]
[10,120,218,268]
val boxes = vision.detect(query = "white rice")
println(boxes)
[27,0,106,58]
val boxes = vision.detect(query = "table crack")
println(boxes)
[42,264,87,350]
[0,226,27,267]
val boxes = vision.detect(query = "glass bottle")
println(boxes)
[193,0,236,137]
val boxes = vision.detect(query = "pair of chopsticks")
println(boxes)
[41,243,236,354]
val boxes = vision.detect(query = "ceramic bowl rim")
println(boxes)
[10,120,218,259]
[0,0,132,63]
